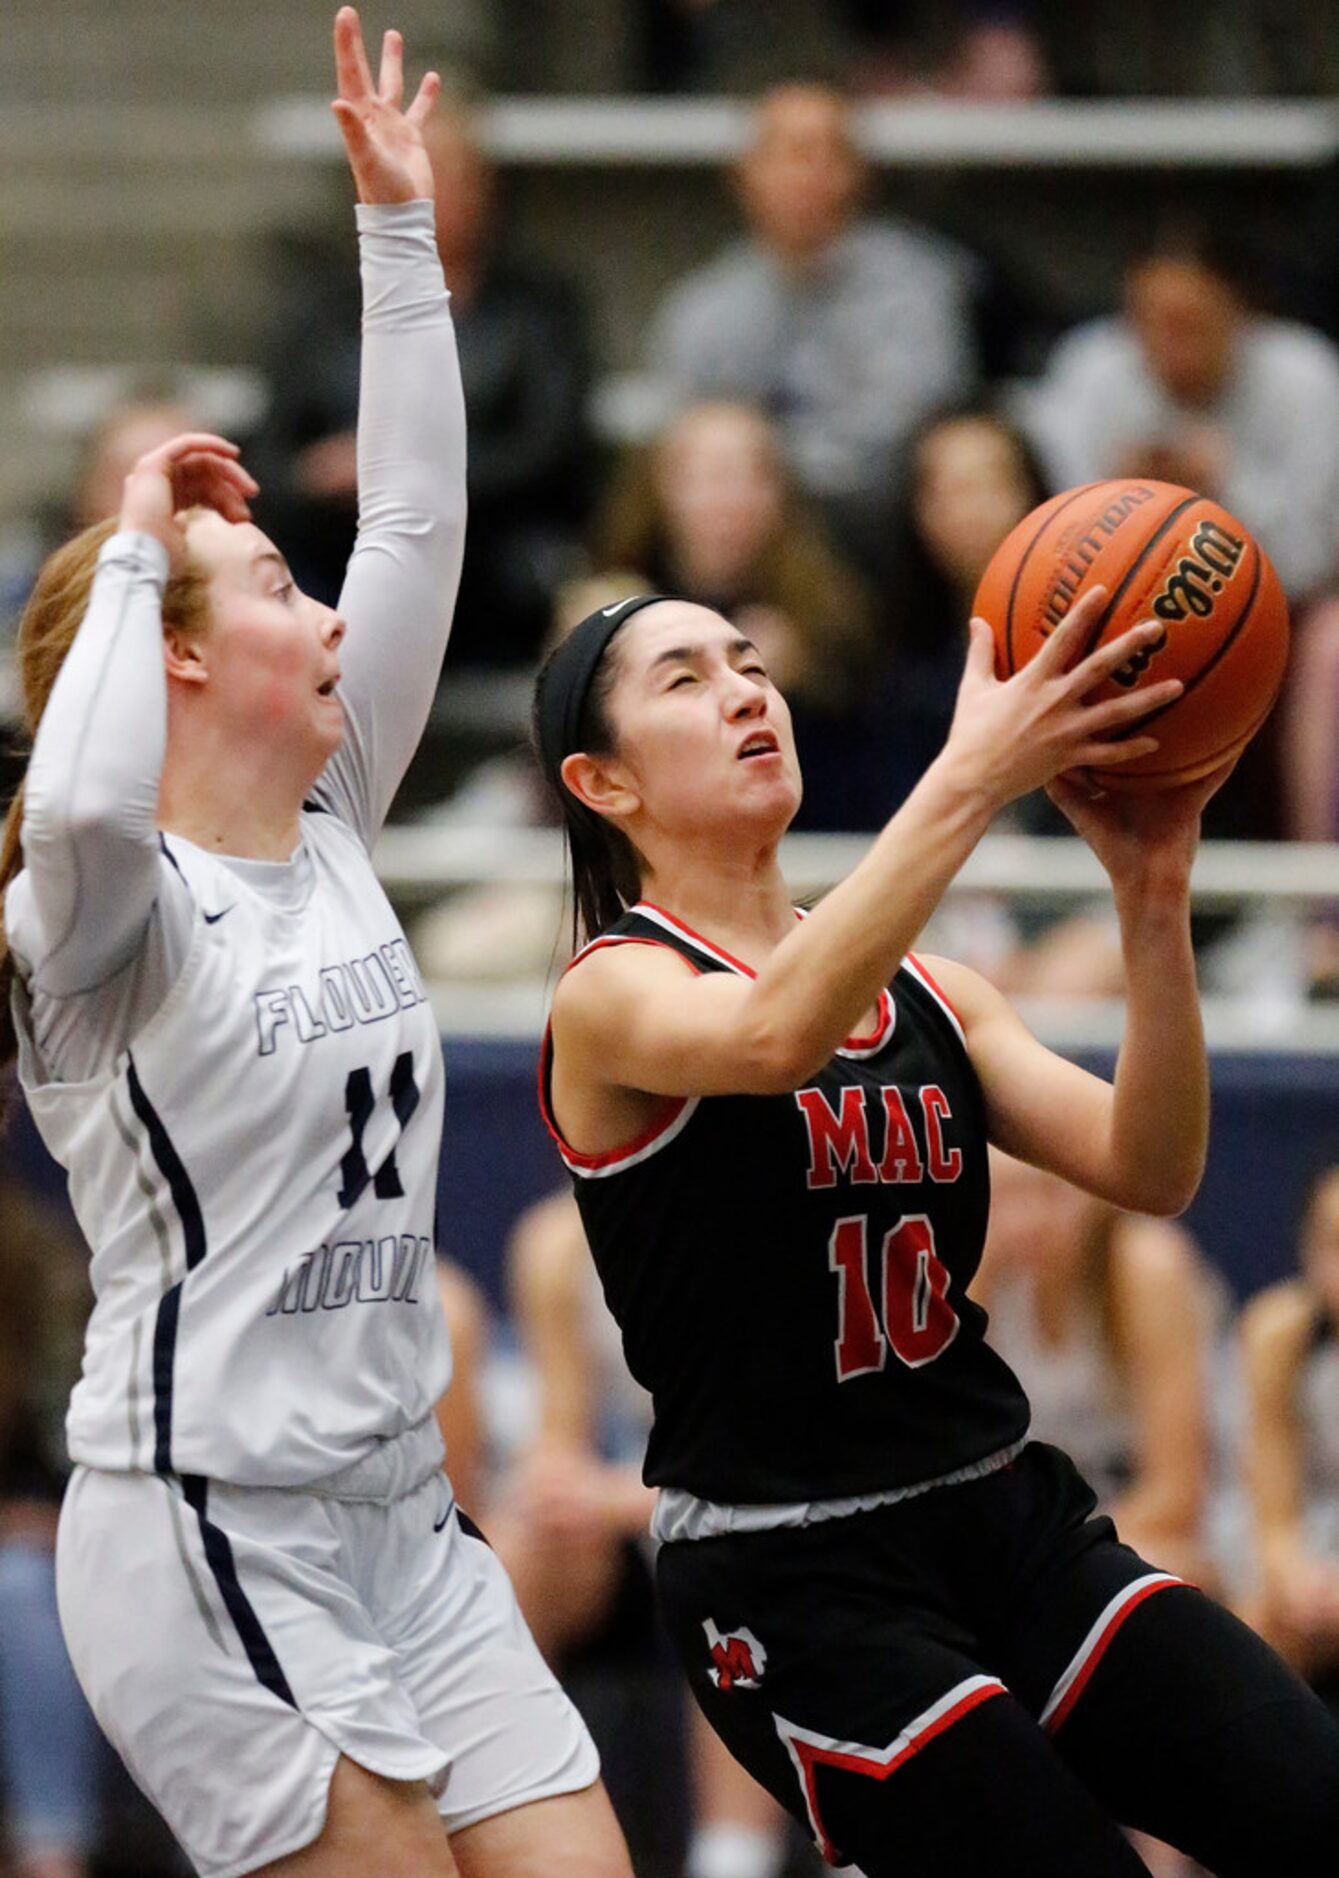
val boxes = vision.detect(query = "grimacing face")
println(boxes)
[575,601,803,850]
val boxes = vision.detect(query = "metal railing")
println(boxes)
[254,95,1339,170]
[376,827,1339,1052]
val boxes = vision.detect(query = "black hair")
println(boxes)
[532,609,654,949]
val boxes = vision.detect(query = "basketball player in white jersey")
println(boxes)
[0,12,631,1877]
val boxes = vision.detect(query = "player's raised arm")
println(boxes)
[314,8,466,842]
[13,436,255,997]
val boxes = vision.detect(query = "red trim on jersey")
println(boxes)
[637,901,893,1055]
[775,1678,1006,1864]
[537,934,700,1174]
[1041,1574,1183,1736]
[906,953,963,1025]
[636,901,758,977]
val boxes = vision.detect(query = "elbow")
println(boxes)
[735,1014,831,1096]
[1104,1141,1209,1216]
[1118,1164,1203,1220]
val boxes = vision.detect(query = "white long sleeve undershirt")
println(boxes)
[7,200,465,1086]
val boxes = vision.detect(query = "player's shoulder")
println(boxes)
[555,930,701,1024]
[901,952,990,1029]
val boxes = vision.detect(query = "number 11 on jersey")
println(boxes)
[828,1213,960,1381]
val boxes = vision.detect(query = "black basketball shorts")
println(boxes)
[655,1442,1182,1865]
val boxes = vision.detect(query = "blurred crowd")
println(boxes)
[9,28,1339,1878]
[6,75,1321,1001]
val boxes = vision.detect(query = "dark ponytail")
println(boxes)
[532,630,642,949]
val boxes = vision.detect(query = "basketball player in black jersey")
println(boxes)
[532,589,1339,1876]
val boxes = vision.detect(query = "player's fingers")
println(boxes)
[961,616,997,686]
[1030,584,1108,677]
[406,69,442,129]
[377,28,404,107]
[331,97,374,164]
[333,5,373,101]
[1074,676,1183,732]
[1066,618,1166,695]
[169,447,254,485]
[1069,734,1160,768]
[138,432,240,474]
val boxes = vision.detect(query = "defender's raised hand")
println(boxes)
[118,432,257,566]
[331,7,441,205]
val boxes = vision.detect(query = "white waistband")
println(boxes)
[294,1415,446,1504]
[650,1440,1027,1545]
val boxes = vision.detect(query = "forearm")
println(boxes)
[325,201,466,837]
[1107,874,1208,1213]
[21,533,168,994]
[746,753,996,1080]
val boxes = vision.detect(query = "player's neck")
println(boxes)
[158,746,309,863]
[638,851,796,967]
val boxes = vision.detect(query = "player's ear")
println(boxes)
[163,630,209,687]
[560,750,640,825]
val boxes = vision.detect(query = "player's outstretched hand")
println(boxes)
[944,584,1184,811]
[118,434,258,567]
[1047,755,1237,893]
[331,7,440,206]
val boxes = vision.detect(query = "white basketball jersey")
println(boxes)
[17,809,451,1487]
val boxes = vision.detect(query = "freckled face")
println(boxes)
[181,514,346,761]
[602,601,802,845]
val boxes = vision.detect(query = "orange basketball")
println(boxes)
[973,479,1290,792]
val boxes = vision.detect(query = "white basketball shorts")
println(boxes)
[55,1424,599,1878]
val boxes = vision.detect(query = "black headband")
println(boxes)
[534,593,673,784]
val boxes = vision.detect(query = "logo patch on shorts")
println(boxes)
[704,1619,767,1690]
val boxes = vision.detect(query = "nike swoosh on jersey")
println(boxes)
[203,906,235,925]
[432,1507,452,1533]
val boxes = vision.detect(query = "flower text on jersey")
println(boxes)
[795,1084,964,1190]
[254,938,426,1055]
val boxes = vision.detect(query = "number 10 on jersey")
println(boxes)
[828,1213,960,1380]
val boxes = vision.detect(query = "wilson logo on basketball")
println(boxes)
[1111,517,1248,689]
[704,1620,767,1691]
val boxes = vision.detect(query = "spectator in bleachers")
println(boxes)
[409,570,649,983]
[975,1160,1219,1878]
[1021,226,1338,847]
[488,1190,812,1878]
[250,92,595,668]
[595,399,879,828]
[0,1181,99,1878]
[975,1150,1220,1589]
[875,404,1050,813]
[0,391,195,680]
[646,84,982,574]
[1023,228,1339,609]
[1240,1162,1339,1723]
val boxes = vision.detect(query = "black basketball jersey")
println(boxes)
[539,902,1031,1504]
